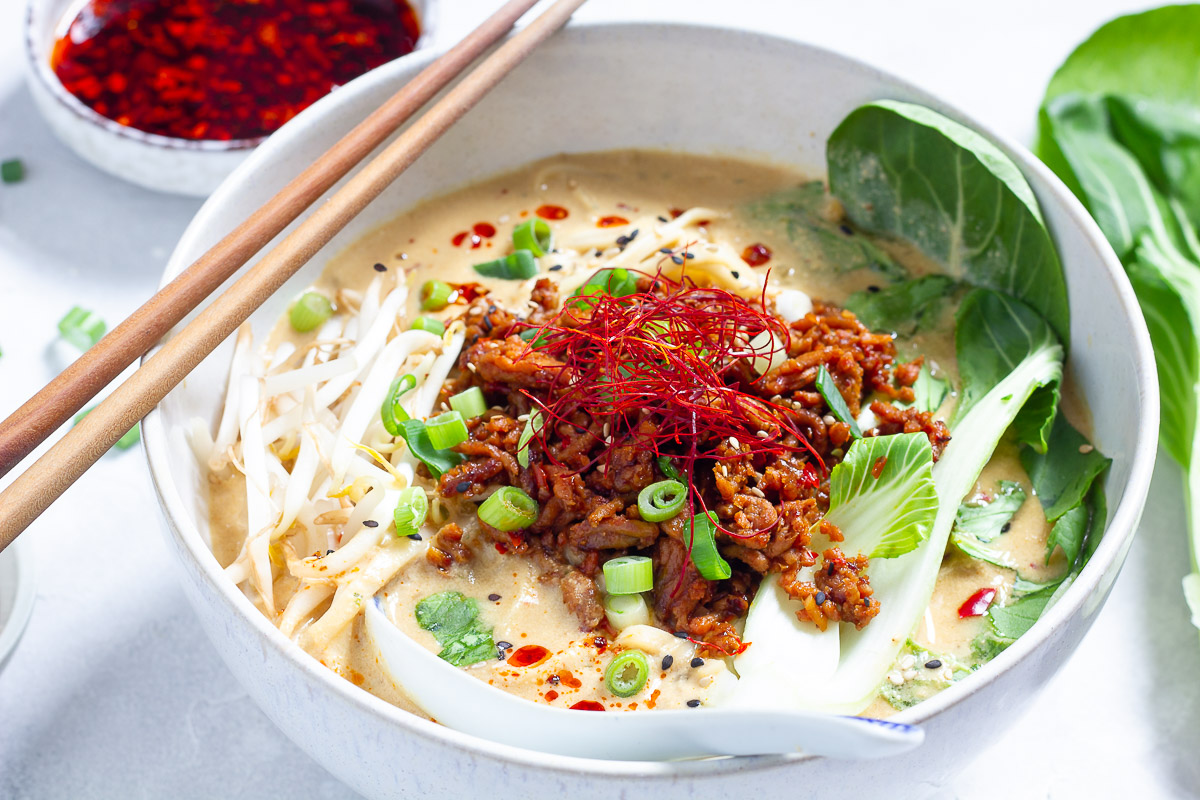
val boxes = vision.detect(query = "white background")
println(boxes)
[1,1,1197,798]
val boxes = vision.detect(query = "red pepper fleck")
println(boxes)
[536,204,569,220]
[596,215,629,228]
[741,243,772,267]
[51,0,420,141]
[958,587,997,618]
[507,645,550,668]
[494,542,508,555]
[668,208,685,219]
[544,690,559,701]
[569,700,605,711]
[451,231,469,247]
[473,222,497,238]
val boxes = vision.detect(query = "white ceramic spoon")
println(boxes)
[364,598,923,761]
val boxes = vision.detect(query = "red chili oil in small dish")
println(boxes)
[50,0,421,141]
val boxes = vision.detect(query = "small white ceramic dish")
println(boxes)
[144,22,1158,799]
[0,539,36,672]
[22,0,438,197]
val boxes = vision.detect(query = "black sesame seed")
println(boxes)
[595,249,604,257]
[687,699,701,708]
[839,224,854,236]
[827,562,836,576]
[548,674,560,685]
[660,247,673,254]
[496,641,513,650]
[627,229,639,240]
[363,519,379,528]
[731,271,740,278]
[674,631,689,639]
[616,236,629,246]
[925,659,942,669]
[863,597,871,607]
[690,657,704,668]
[685,252,695,259]
[661,655,674,670]
[814,591,827,606]
[326,549,335,555]
[549,264,563,272]
[671,255,684,265]
[488,593,501,601]
[657,215,669,223]
[456,480,472,493]
[481,316,493,333]
[1001,522,1011,533]
[867,285,881,293]
[407,533,422,541]
[373,262,388,272]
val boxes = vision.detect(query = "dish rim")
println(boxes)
[141,19,1160,778]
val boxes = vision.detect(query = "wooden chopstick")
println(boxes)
[0,0,543,480]
[0,0,589,550]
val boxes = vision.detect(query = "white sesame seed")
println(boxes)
[719,464,728,476]
[942,668,954,681]
[467,363,477,373]
[517,414,530,422]
[596,464,607,473]
[498,214,510,223]
[729,436,740,449]
[822,414,836,426]
[603,423,611,438]
[755,430,769,439]
[750,487,766,499]
[705,243,720,253]
[899,654,916,670]
[887,672,904,686]
[1079,444,1094,454]
[902,669,918,682]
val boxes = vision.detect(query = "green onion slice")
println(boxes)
[393,487,429,537]
[478,486,539,531]
[572,267,638,301]
[815,364,863,438]
[449,387,487,419]
[603,593,650,631]
[604,650,650,698]
[656,456,681,481]
[421,280,454,311]
[512,218,553,257]
[517,408,545,468]
[397,418,464,477]
[57,306,106,351]
[473,249,540,280]
[603,555,654,595]
[410,316,445,336]
[381,374,417,436]
[289,291,333,333]
[426,410,469,450]
[685,511,732,580]
[73,406,139,452]
[637,479,687,522]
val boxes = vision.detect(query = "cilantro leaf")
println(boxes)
[415,591,495,667]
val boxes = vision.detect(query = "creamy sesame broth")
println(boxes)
[204,150,1078,722]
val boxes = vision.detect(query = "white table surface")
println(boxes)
[2,1,1197,798]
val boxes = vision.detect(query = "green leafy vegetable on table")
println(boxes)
[1036,4,1200,641]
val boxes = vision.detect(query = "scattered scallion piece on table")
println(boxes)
[602,555,653,595]
[637,479,686,522]
[478,486,538,531]
[57,306,106,351]
[604,649,650,697]
[449,387,487,419]
[1,159,24,184]
[288,291,333,332]
[426,410,469,450]
[393,487,429,537]
[410,316,445,336]
[421,279,454,311]
[684,511,732,580]
[380,374,417,436]
[73,406,139,452]
[512,218,553,256]
[815,364,863,438]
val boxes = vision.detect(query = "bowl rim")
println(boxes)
[0,537,37,670]
[142,19,1160,779]
[21,0,437,153]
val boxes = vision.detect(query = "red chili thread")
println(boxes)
[51,0,420,141]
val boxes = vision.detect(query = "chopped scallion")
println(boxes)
[73,406,139,452]
[289,291,333,332]
[396,418,464,477]
[449,387,487,419]
[637,479,686,522]
[685,511,732,580]
[57,306,106,351]
[572,267,638,302]
[517,408,545,468]
[478,486,538,531]
[603,592,650,631]
[815,364,863,438]
[393,487,429,537]
[421,280,454,311]
[473,249,539,280]
[1,159,25,184]
[657,455,681,481]
[512,218,553,256]
[380,374,417,436]
[602,555,653,595]
[410,316,445,336]
[604,650,650,697]
[426,410,469,450]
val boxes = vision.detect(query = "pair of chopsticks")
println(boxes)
[0,0,589,550]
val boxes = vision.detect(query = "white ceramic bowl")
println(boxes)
[0,539,36,672]
[22,0,438,196]
[144,23,1158,798]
